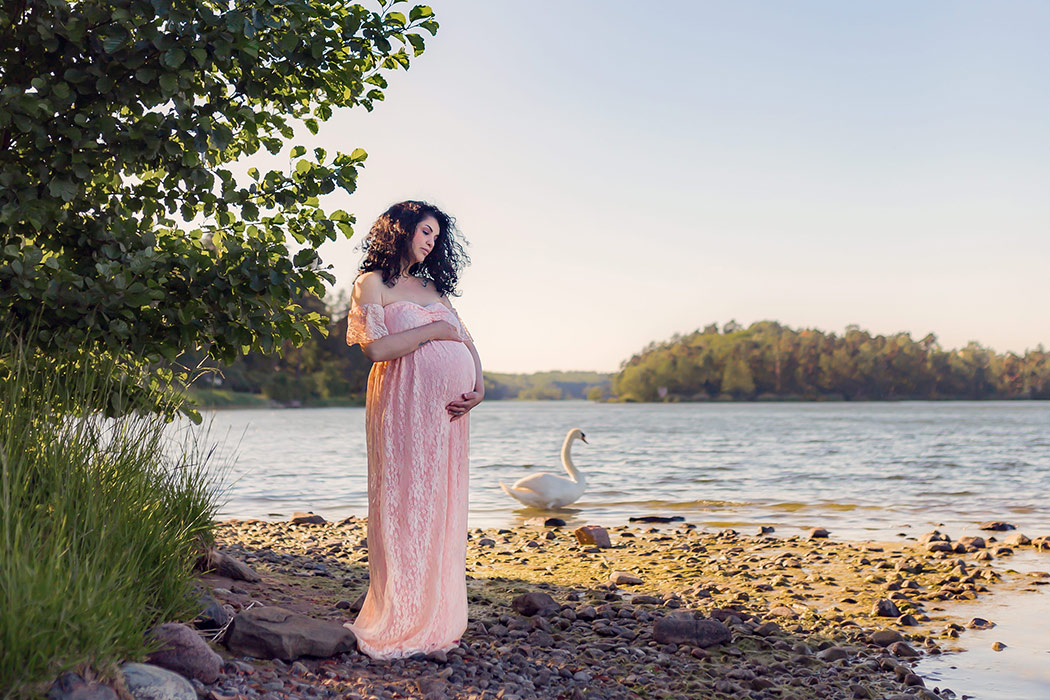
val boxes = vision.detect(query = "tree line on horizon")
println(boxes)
[612,320,1050,402]
[188,295,1047,405]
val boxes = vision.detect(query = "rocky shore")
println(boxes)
[53,517,1049,700]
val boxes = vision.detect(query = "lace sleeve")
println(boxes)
[452,308,473,343]
[346,303,388,346]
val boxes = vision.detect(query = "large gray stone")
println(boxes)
[224,606,356,661]
[120,663,195,700]
[146,623,222,684]
[653,613,731,648]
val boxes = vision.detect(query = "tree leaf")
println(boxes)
[410,5,435,22]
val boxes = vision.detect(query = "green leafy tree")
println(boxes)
[0,0,438,413]
[612,320,1046,402]
[720,354,755,398]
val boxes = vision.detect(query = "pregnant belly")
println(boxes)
[414,340,476,398]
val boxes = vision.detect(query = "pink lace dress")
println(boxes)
[343,300,475,659]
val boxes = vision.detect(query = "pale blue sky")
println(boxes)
[275,1,1050,373]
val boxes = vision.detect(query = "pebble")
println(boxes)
[887,641,921,658]
[573,525,612,548]
[608,571,642,586]
[290,512,327,525]
[872,599,901,617]
[869,630,903,646]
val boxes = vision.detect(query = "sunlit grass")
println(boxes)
[0,336,228,698]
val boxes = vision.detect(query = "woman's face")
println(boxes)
[406,215,439,266]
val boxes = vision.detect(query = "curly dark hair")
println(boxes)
[357,200,469,297]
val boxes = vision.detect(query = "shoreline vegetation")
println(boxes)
[0,338,224,699]
[180,293,1048,409]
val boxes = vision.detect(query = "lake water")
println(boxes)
[183,400,1050,700]
[191,401,1050,540]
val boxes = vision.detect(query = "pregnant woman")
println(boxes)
[342,200,483,659]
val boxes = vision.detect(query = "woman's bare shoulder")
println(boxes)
[353,271,386,304]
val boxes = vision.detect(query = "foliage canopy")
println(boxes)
[0,0,437,412]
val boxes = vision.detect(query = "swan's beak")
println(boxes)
[580,435,588,444]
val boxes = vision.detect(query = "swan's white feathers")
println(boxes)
[510,473,573,492]
[500,428,588,509]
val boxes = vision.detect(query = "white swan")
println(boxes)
[500,428,588,509]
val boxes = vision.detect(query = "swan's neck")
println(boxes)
[561,437,584,485]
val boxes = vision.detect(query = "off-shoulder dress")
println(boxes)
[343,300,475,659]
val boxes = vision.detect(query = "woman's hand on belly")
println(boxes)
[447,390,483,422]
[427,320,463,343]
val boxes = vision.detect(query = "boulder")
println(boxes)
[120,663,195,700]
[146,623,222,684]
[224,606,356,661]
[653,613,731,648]
[957,536,986,549]
[544,517,566,527]
[47,672,119,700]
[573,525,612,548]
[808,528,830,539]
[979,521,1015,531]
[511,592,559,617]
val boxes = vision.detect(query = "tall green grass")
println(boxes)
[0,337,227,699]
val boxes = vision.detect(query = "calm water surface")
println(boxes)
[191,401,1050,539]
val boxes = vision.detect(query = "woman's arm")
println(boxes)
[351,273,461,362]
[361,323,456,363]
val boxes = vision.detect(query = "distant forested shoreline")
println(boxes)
[612,320,1049,402]
[183,295,1047,406]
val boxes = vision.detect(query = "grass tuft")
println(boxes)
[0,335,227,699]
